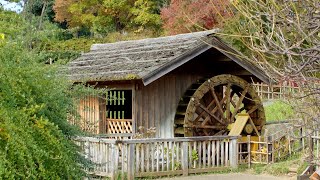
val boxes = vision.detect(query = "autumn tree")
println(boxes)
[53,0,163,35]
[161,0,232,35]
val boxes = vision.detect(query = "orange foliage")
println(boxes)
[53,0,74,24]
[161,0,233,35]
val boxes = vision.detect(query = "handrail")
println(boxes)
[73,135,240,144]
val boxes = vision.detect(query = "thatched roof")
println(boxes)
[67,30,271,85]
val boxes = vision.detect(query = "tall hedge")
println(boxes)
[0,43,83,179]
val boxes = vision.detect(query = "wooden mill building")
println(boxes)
[68,30,270,138]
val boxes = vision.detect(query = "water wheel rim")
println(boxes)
[181,74,265,137]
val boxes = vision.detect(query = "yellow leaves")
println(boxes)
[0,127,10,141]
[35,117,50,130]
[0,33,4,40]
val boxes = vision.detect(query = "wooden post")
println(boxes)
[288,132,292,155]
[259,136,262,163]
[271,135,275,163]
[317,131,319,169]
[127,143,135,180]
[110,143,119,180]
[247,135,251,168]
[309,136,314,165]
[182,142,189,176]
[301,127,305,151]
[230,139,238,168]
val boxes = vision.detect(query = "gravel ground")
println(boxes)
[158,173,296,180]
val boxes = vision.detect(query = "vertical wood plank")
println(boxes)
[221,141,225,166]
[176,142,180,167]
[154,81,160,137]
[202,141,206,168]
[182,142,189,176]
[141,144,145,172]
[151,142,155,172]
[139,87,143,132]
[156,142,160,172]
[216,140,220,166]
[188,143,192,168]
[208,140,211,167]
[106,142,109,173]
[132,85,136,134]
[110,143,117,180]
[161,142,164,171]
[128,144,135,180]
[170,141,174,171]
[193,141,197,168]
[166,142,169,171]
[150,83,155,128]
[136,144,140,173]
[230,139,238,168]
[121,143,125,179]
[225,141,229,166]
[212,141,216,167]
[146,143,150,172]
[248,135,251,168]
[160,79,165,137]
[144,86,149,130]
[198,141,201,167]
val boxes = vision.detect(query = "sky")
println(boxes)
[0,0,23,12]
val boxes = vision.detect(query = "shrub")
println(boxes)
[0,43,83,179]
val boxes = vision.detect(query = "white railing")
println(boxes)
[74,136,239,180]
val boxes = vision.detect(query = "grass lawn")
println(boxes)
[264,100,294,123]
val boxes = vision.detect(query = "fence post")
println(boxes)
[247,135,251,168]
[128,143,135,180]
[182,142,189,176]
[110,143,119,180]
[230,139,238,168]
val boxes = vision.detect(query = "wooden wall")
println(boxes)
[135,74,201,138]
[75,95,106,134]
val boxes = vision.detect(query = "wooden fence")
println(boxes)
[73,136,239,180]
[252,83,301,100]
[311,131,320,169]
[238,124,304,166]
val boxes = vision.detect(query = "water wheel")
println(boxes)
[174,74,265,137]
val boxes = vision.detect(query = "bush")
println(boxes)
[0,43,83,179]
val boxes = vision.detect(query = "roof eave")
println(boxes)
[141,44,211,86]
[210,36,273,84]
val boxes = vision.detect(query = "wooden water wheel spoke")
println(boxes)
[230,85,249,122]
[247,104,262,114]
[225,83,232,122]
[201,94,229,126]
[198,103,227,125]
[201,115,211,126]
[210,87,226,120]
[174,74,265,137]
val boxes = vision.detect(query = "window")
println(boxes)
[106,90,132,119]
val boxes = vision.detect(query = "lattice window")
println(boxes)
[106,90,132,134]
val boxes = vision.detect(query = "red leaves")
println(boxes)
[161,0,232,35]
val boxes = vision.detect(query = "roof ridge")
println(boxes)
[90,29,219,51]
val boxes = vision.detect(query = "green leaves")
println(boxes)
[0,38,83,178]
[54,0,162,35]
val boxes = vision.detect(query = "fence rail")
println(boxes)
[238,124,304,166]
[252,83,301,100]
[74,136,239,180]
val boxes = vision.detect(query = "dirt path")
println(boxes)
[158,173,296,180]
